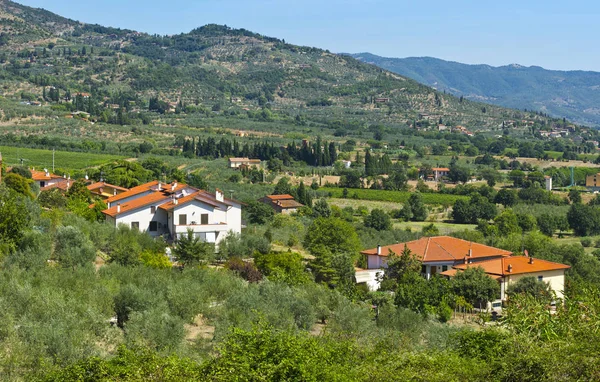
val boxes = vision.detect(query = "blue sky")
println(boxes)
[19,0,600,71]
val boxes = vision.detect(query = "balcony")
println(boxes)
[174,222,229,235]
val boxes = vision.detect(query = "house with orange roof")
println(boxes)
[431,167,450,181]
[102,181,242,245]
[446,255,570,303]
[260,194,304,214]
[356,236,512,291]
[31,169,66,189]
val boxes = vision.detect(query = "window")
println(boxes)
[151,206,156,214]
[40,181,46,188]
[421,265,427,274]
[149,221,158,232]
[201,214,209,225]
[442,265,448,272]
[538,275,544,282]
[179,214,187,226]
[131,222,139,230]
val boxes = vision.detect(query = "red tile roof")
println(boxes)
[106,180,159,203]
[102,192,169,218]
[432,167,450,172]
[361,236,512,263]
[31,170,63,181]
[453,256,570,276]
[159,190,237,211]
[265,194,295,201]
[87,181,129,192]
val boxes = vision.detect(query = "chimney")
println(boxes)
[117,203,121,213]
[215,188,224,202]
[529,256,534,264]
[158,181,162,191]
[171,182,177,191]
[468,249,472,257]
[174,197,178,205]
[507,264,513,273]
[113,189,117,196]
[377,245,381,256]
[85,174,89,180]
[44,168,49,177]
[464,256,468,264]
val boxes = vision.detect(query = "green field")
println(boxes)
[393,221,477,235]
[0,146,124,171]
[323,187,468,205]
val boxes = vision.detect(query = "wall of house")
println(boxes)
[503,269,566,300]
[170,201,241,245]
[113,202,169,236]
[226,203,242,235]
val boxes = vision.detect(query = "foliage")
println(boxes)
[254,251,311,285]
[173,229,214,267]
[451,267,500,308]
[363,208,391,231]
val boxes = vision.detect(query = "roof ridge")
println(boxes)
[423,236,432,260]
[429,237,457,260]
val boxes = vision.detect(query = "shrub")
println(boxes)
[225,258,263,283]
[581,237,593,248]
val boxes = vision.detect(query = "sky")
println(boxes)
[18,0,600,71]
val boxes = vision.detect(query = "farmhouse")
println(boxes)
[261,194,304,214]
[228,157,262,169]
[31,169,68,189]
[431,167,450,181]
[102,181,242,245]
[447,255,570,301]
[356,236,512,291]
[586,173,600,189]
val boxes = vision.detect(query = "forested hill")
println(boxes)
[350,53,600,127]
[0,0,563,131]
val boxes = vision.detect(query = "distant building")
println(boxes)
[432,167,450,181]
[228,158,262,169]
[261,194,304,214]
[586,173,600,189]
[374,98,390,103]
[31,169,67,189]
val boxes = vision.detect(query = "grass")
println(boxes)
[329,198,403,211]
[322,187,468,205]
[0,146,124,171]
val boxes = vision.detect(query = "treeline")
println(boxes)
[180,136,338,166]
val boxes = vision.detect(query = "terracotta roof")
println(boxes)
[229,157,261,163]
[453,256,570,276]
[361,236,512,263]
[158,191,222,211]
[276,199,304,209]
[102,192,169,218]
[265,194,295,201]
[106,180,186,204]
[106,180,159,203]
[31,170,62,181]
[87,181,129,192]
[40,179,71,192]
[432,167,450,172]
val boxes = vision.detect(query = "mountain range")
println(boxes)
[0,0,564,134]
[350,53,600,127]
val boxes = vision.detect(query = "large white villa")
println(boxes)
[102,180,242,245]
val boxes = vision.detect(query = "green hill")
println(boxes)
[350,53,600,127]
[0,0,564,134]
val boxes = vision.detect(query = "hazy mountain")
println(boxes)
[350,53,600,127]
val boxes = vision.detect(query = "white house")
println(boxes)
[102,181,242,245]
[356,236,512,291]
[31,169,67,189]
[448,256,570,302]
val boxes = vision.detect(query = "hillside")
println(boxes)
[0,0,563,135]
[350,53,600,127]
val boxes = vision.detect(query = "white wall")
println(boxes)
[170,200,242,245]
[113,201,170,236]
[504,270,566,300]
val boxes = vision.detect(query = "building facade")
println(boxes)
[102,181,242,245]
